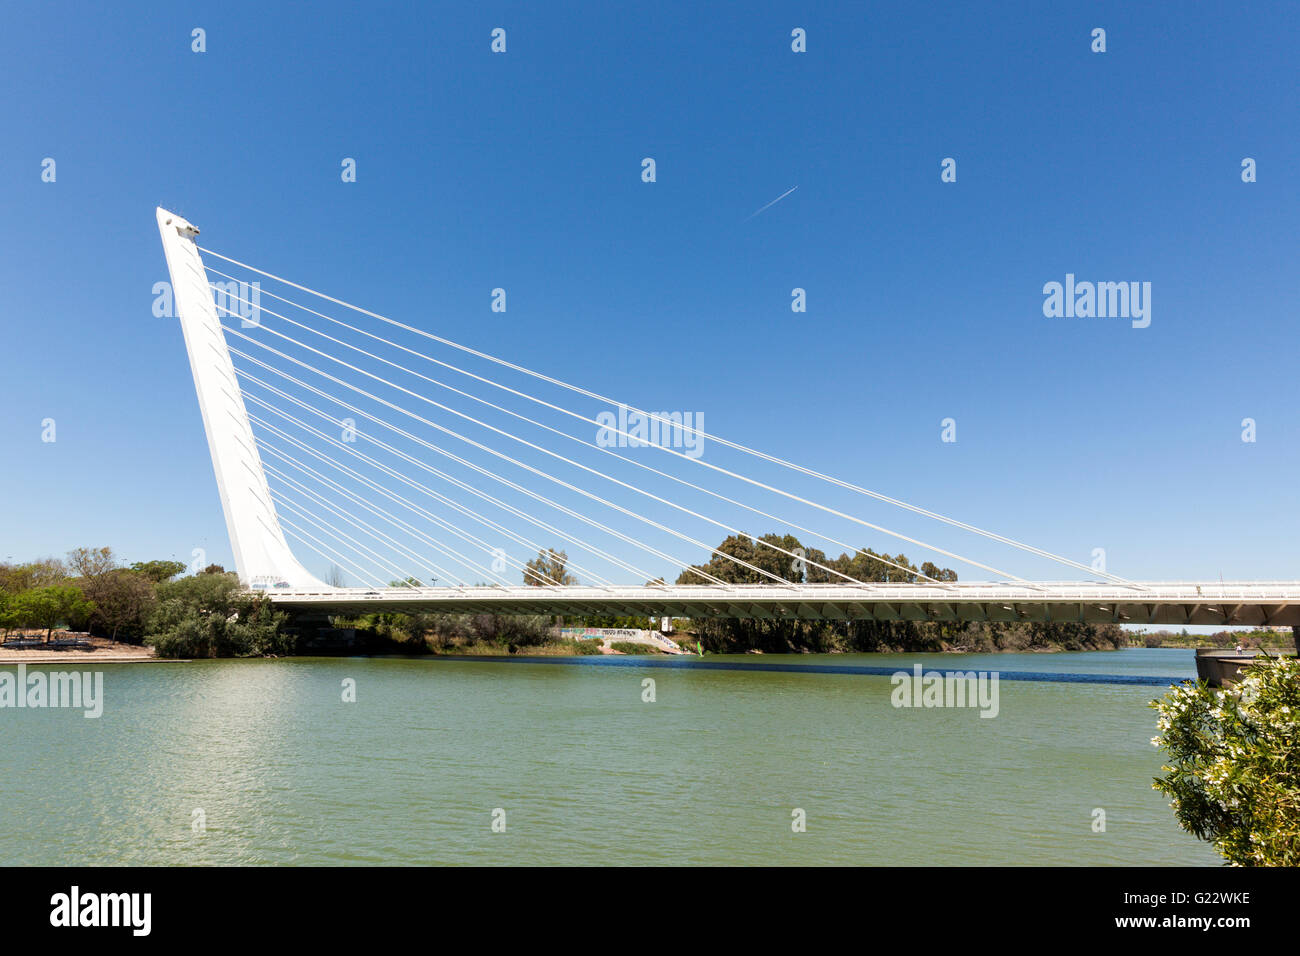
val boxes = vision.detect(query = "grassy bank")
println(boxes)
[1138,628,1295,651]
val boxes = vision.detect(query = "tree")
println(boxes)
[670,532,987,653]
[0,558,67,593]
[12,586,94,642]
[86,569,157,640]
[920,561,958,583]
[803,547,833,583]
[523,548,576,586]
[67,546,117,579]
[849,549,920,583]
[327,564,346,588]
[1151,654,1300,865]
[11,590,56,639]
[146,573,290,658]
[676,533,762,585]
[130,560,187,584]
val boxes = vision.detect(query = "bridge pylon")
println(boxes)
[156,207,329,590]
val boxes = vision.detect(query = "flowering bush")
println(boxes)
[1151,654,1300,865]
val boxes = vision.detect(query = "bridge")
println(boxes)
[154,207,1300,631]
[265,582,1300,627]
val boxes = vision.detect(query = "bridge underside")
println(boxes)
[264,583,1300,628]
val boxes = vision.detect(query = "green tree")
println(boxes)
[0,558,68,594]
[0,592,14,639]
[676,533,764,585]
[803,547,833,583]
[920,561,959,583]
[1151,655,1300,865]
[129,560,187,584]
[87,569,158,640]
[11,585,94,641]
[146,573,290,658]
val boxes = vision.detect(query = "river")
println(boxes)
[0,648,1219,865]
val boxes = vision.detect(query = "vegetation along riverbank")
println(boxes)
[1,539,1293,659]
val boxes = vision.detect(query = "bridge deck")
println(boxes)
[261,582,1300,627]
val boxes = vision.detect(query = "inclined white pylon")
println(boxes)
[156,207,329,590]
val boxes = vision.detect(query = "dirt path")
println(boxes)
[0,632,158,664]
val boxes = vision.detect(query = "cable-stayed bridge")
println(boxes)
[155,208,1300,628]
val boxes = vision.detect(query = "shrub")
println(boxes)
[1151,654,1300,865]
[146,573,290,658]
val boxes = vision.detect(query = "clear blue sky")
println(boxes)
[1,1,1297,585]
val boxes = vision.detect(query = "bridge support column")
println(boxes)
[156,207,328,591]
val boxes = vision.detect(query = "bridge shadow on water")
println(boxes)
[426,655,1186,687]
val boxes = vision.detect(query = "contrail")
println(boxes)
[744,185,798,221]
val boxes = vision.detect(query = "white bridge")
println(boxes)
[155,207,1300,631]
[263,583,1300,626]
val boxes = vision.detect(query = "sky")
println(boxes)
[1,1,1297,588]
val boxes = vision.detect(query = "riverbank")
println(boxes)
[0,632,157,663]
[420,636,677,657]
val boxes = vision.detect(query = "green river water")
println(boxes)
[0,648,1219,865]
